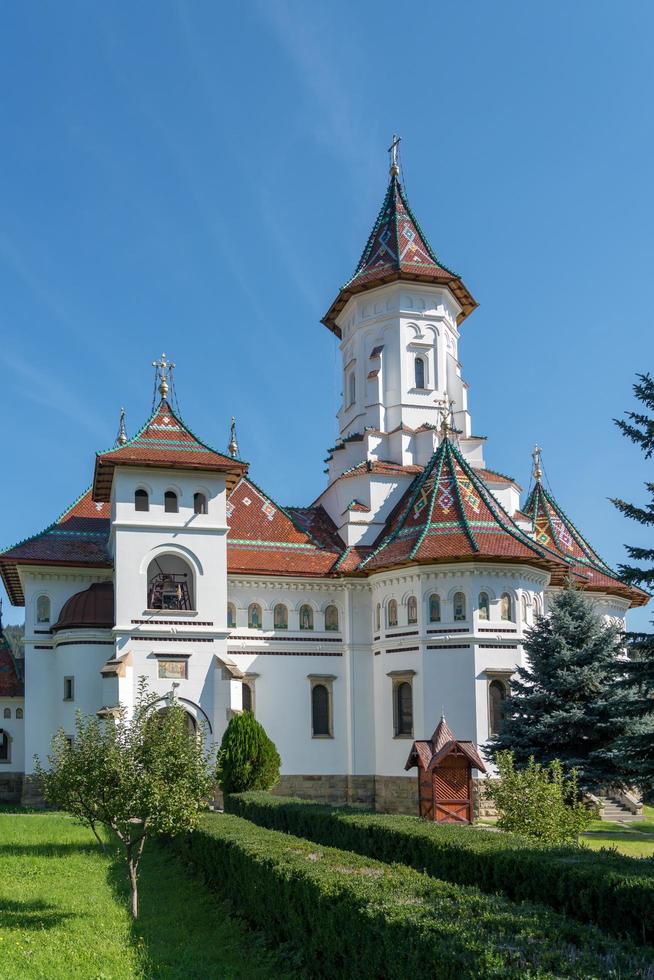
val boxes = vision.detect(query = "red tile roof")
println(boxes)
[405,716,486,773]
[0,490,112,605]
[0,621,24,697]
[322,175,477,336]
[360,438,565,574]
[93,399,247,502]
[523,481,649,607]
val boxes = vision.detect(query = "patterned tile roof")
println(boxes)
[0,612,24,697]
[93,399,247,502]
[0,490,112,605]
[322,175,477,335]
[360,437,564,574]
[523,480,649,607]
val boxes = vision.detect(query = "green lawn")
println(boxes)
[0,812,296,979]
[581,804,654,858]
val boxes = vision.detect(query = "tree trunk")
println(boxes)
[128,859,138,919]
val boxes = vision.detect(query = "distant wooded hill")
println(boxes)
[4,624,24,658]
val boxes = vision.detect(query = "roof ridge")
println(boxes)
[534,480,614,574]
[395,178,459,278]
[232,476,334,552]
[0,486,101,560]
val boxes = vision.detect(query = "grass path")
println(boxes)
[0,812,296,979]
[580,804,654,858]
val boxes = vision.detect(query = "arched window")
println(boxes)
[242,682,253,713]
[299,604,314,630]
[521,594,529,624]
[500,593,513,622]
[16,707,23,720]
[274,603,288,630]
[348,371,356,407]
[534,596,541,618]
[134,489,149,512]
[375,603,381,632]
[429,593,441,623]
[147,555,194,610]
[395,681,413,736]
[227,603,236,628]
[194,492,208,515]
[387,599,398,628]
[164,491,179,514]
[325,605,339,631]
[0,732,9,762]
[248,603,262,629]
[36,595,50,624]
[311,683,331,736]
[407,596,417,625]
[453,592,466,621]
[414,356,426,389]
[478,592,490,621]
[3,708,10,719]
[489,680,507,736]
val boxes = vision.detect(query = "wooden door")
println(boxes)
[432,754,471,824]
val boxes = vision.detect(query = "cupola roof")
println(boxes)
[322,172,477,336]
[92,399,247,502]
[52,581,114,632]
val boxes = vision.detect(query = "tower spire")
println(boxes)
[152,353,175,401]
[116,407,127,446]
[388,134,401,178]
[228,417,239,459]
[532,444,543,481]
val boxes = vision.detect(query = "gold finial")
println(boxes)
[437,391,455,439]
[532,444,543,481]
[152,353,175,400]
[228,417,239,459]
[117,407,127,446]
[388,134,401,178]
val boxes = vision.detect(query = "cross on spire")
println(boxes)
[532,444,543,481]
[227,417,239,459]
[437,391,455,438]
[388,134,401,177]
[153,353,175,400]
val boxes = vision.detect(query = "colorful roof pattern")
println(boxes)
[0,490,112,605]
[360,438,564,573]
[322,175,477,335]
[405,716,486,773]
[226,478,344,577]
[93,399,246,501]
[523,480,649,607]
[0,609,24,698]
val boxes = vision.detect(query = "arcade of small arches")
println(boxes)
[374,589,542,631]
[227,601,341,633]
[134,486,209,515]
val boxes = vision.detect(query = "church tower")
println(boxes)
[317,140,485,545]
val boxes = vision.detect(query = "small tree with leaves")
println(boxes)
[610,372,654,791]
[487,586,633,792]
[36,680,213,918]
[216,711,280,795]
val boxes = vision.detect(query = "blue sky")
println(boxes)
[0,1,652,627]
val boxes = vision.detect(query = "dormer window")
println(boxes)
[414,355,426,389]
[135,489,149,512]
[194,492,208,515]
[164,491,179,514]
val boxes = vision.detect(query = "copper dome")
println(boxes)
[52,581,114,632]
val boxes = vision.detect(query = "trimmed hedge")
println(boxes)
[226,792,654,946]
[170,813,654,979]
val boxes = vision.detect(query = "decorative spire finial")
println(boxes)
[388,134,401,178]
[228,417,239,459]
[116,407,127,446]
[532,444,543,481]
[437,391,455,439]
[152,353,175,401]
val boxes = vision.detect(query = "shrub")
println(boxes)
[485,752,595,844]
[215,712,280,794]
[169,813,654,979]
[226,792,654,946]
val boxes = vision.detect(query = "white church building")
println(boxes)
[0,147,647,810]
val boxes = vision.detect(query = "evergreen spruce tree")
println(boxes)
[610,372,654,790]
[488,586,632,792]
[216,711,281,795]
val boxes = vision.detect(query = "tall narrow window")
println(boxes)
[227,603,236,628]
[0,732,9,762]
[387,599,398,628]
[429,593,441,623]
[248,603,262,629]
[63,677,75,702]
[36,595,51,624]
[453,592,466,621]
[194,492,208,515]
[311,684,331,737]
[489,679,507,736]
[500,592,513,622]
[407,596,418,625]
[348,371,356,407]
[3,708,10,719]
[16,707,23,720]
[534,596,541,618]
[414,356,425,389]
[164,491,179,514]
[242,682,253,713]
[394,681,413,737]
[299,604,314,630]
[274,603,288,630]
[134,489,149,512]
[521,594,529,625]
[325,605,339,631]
[375,603,381,632]
[478,592,490,621]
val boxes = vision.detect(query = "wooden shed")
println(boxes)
[405,716,486,824]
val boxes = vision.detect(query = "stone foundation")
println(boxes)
[0,772,23,804]
[20,774,46,808]
[472,778,498,819]
[373,775,418,814]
